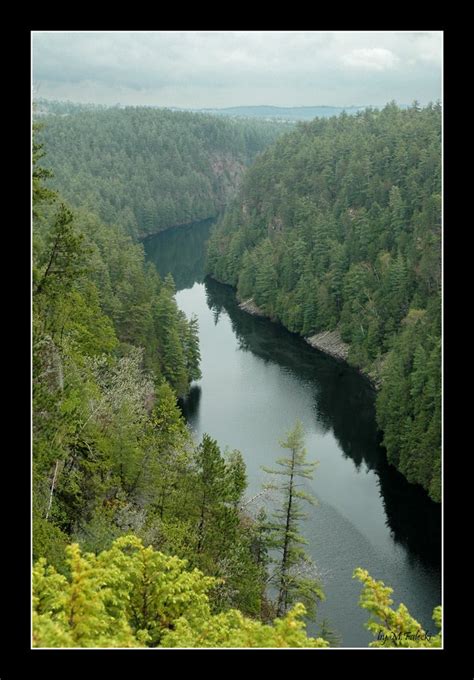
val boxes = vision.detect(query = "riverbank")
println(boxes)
[305,330,350,362]
[173,278,441,645]
[238,297,268,317]
[143,220,441,646]
[234,293,381,391]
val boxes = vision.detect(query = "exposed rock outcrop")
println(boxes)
[305,330,383,389]
[305,330,350,362]
[210,153,246,207]
[233,292,381,390]
[238,298,266,317]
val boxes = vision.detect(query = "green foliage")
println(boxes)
[34,106,285,237]
[207,103,441,500]
[32,130,264,626]
[34,203,90,346]
[33,541,141,647]
[152,287,190,396]
[262,420,324,619]
[353,567,442,647]
[33,513,69,574]
[184,314,202,383]
[33,536,328,648]
[226,449,247,507]
[376,302,441,500]
[101,536,214,646]
[192,435,246,578]
[32,103,441,649]
[31,165,266,623]
[162,602,328,648]
[32,126,225,604]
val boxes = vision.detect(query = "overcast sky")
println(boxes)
[32,31,442,109]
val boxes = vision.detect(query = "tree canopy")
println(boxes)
[35,105,286,238]
[32,104,441,649]
[207,103,441,501]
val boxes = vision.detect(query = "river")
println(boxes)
[143,218,441,648]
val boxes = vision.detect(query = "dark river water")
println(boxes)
[143,218,441,648]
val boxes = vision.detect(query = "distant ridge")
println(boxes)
[170,104,391,121]
[34,98,410,122]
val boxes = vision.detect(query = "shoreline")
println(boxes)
[233,291,381,391]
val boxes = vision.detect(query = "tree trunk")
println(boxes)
[45,459,60,520]
[276,448,296,617]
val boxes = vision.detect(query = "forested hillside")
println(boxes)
[32,124,328,647]
[32,111,442,648]
[34,97,109,116]
[206,102,441,501]
[35,105,285,238]
[188,104,370,120]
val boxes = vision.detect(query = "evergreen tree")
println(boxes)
[207,103,441,500]
[253,239,278,314]
[33,535,329,648]
[183,313,202,383]
[353,568,442,648]
[34,106,286,237]
[194,434,231,558]
[262,420,324,618]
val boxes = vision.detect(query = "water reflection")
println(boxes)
[203,276,441,568]
[178,384,202,424]
[142,218,214,290]
[144,218,441,645]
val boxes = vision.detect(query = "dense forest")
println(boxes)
[189,104,371,120]
[32,106,441,648]
[206,102,441,502]
[34,97,111,116]
[33,126,291,643]
[34,103,285,238]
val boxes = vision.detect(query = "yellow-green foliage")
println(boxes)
[33,535,326,648]
[162,603,328,648]
[353,567,442,648]
[33,543,141,648]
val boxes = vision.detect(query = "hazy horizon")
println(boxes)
[33,99,413,111]
[32,31,442,109]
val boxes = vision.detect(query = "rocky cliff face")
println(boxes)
[139,153,247,239]
[210,153,246,207]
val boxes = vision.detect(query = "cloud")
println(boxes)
[341,47,400,71]
[416,32,443,64]
[32,31,442,108]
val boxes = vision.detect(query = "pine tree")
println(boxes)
[184,313,202,383]
[153,290,188,396]
[33,123,56,217]
[353,567,441,648]
[33,535,329,648]
[139,380,191,517]
[226,450,247,509]
[194,434,230,557]
[262,420,324,618]
[35,204,86,301]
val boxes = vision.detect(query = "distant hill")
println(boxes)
[34,99,410,123]
[176,105,384,121]
[35,106,286,238]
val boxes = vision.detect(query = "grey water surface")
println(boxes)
[144,219,441,647]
